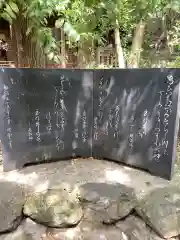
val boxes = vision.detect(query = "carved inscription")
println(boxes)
[94,77,115,139]
[28,124,33,141]
[99,77,105,108]
[55,133,64,151]
[54,90,66,131]
[128,115,135,150]
[162,74,174,155]
[108,108,113,128]
[53,75,70,151]
[153,74,174,162]
[114,104,120,138]
[4,84,12,148]
[138,109,148,138]
[153,91,163,162]
[46,112,52,134]
[82,110,88,143]
[35,109,41,142]
[73,101,80,148]
[93,77,104,140]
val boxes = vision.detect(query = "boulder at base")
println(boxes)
[79,182,137,224]
[0,218,46,240]
[42,225,128,240]
[23,184,83,228]
[116,215,163,240]
[0,182,25,233]
[135,186,180,239]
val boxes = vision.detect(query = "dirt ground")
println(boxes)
[0,143,179,199]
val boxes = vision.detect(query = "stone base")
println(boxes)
[0,158,180,239]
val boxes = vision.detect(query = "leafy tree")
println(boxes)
[0,0,85,67]
[0,0,179,68]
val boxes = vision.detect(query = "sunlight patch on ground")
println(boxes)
[34,180,49,193]
[0,171,38,186]
[105,169,131,184]
[65,228,79,239]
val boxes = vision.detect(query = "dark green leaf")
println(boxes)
[5,4,16,19]
[1,12,13,23]
[9,2,19,13]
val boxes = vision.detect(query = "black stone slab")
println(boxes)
[0,68,93,170]
[0,68,179,180]
[92,69,180,180]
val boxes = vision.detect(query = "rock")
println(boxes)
[23,183,83,228]
[0,231,29,240]
[135,186,180,239]
[79,188,100,203]
[0,218,46,240]
[0,181,25,233]
[79,182,137,224]
[116,215,163,240]
[42,224,128,240]
[77,227,128,240]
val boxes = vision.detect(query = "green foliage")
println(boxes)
[0,1,19,23]
[168,57,180,68]
[0,0,83,62]
[168,20,180,52]
[0,0,179,66]
[166,0,180,12]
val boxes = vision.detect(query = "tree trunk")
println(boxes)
[11,12,46,68]
[77,40,95,68]
[77,46,86,68]
[60,28,66,68]
[128,20,146,68]
[114,19,125,68]
[11,18,24,67]
[21,17,46,68]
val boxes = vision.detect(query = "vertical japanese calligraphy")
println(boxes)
[153,91,163,162]
[162,74,174,155]
[53,75,70,151]
[114,104,120,138]
[4,84,12,149]
[138,109,149,138]
[82,110,87,143]
[46,112,52,134]
[35,109,41,142]
[128,115,135,150]
[28,124,33,141]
